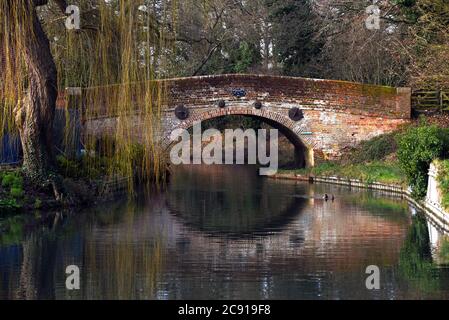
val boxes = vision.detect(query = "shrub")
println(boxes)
[57,154,108,180]
[397,124,449,199]
[350,132,398,163]
[10,187,24,199]
[1,172,23,188]
[2,173,15,188]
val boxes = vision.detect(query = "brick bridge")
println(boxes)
[80,74,411,167]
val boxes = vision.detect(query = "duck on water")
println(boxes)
[291,194,335,201]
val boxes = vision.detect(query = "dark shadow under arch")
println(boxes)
[172,111,313,168]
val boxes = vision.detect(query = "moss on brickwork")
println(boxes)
[360,83,397,98]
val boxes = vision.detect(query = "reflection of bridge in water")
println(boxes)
[126,166,412,276]
[166,166,308,239]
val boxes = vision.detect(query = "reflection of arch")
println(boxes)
[166,198,307,240]
[173,106,315,168]
[165,165,309,239]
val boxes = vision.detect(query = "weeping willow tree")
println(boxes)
[1,0,178,197]
[51,0,178,190]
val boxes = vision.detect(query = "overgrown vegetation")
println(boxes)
[0,171,24,214]
[346,132,400,164]
[397,123,449,199]
[282,161,406,185]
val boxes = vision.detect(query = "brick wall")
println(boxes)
[79,74,411,119]
[163,74,411,119]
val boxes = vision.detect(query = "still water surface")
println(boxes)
[1,165,449,300]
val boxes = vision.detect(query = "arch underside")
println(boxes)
[172,107,315,168]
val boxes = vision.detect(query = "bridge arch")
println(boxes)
[171,105,315,168]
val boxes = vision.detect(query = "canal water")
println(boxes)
[1,165,449,300]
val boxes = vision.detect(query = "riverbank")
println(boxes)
[278,161,407,186]
[0,167,102,215]
[0,157,131,216]
[271,162,449,234]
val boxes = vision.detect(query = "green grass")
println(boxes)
[0,170,24,214]
[280,161,406,185]
[278,131,407,186]
[1,171,23,189]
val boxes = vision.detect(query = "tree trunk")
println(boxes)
[13,1,58,185]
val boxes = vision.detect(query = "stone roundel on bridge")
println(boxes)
[175,105,189,120]
[289,108,304,121]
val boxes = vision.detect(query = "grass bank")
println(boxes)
[279,161,406,185]
[277,128,411,186]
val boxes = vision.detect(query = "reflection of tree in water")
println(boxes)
[13,231,60,300]
[1,200,166,300]
[399,214,439,293]
[0,213,66,299]
[81,200,165,300]
[344,192,410,223]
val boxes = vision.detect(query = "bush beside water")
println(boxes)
[397,124,449,199]
[0,171,24,214]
